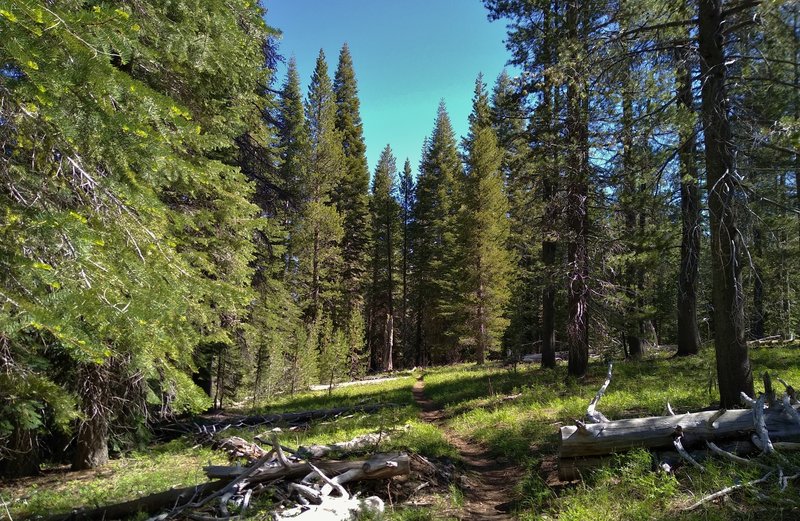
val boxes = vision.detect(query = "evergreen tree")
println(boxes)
[398,159,416,365]
[0,0,270,472]
[333,43,371,322]
[368,145,401,371]
[461,76,514,364]
[297,50,345,324]
[412,101,465,363]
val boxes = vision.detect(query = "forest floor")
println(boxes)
[412,378,523,520]
[4,342,800,520]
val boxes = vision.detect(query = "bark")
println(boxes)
[698,0,753,407]
[675,34,702,356]
[72,360,110,470]
[540,0,557,370]
[560,405,800,460]
[566,0,590,377]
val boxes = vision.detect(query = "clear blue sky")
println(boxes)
[263,0,516,176]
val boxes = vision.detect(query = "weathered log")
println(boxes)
[204,452,410,483]
[560,405,800,460]
[297,432,387,459]
[39,481,227,521]
[155,403,397,440]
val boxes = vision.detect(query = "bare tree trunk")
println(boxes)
[73,361,110,470]
[698,0,753,407]
[676,34,702,356]
[540,0,558,370]
[566,0,590,378]
[385,213,395,371]
[476,272,487,365]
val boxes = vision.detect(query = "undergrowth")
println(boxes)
[4,343,800,520]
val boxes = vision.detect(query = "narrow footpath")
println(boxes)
[412,379,524,520]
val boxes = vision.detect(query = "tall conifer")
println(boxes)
[333,43,371,320]
[461,76,514,364]
[369,145,401,371]
[413,102,465,363]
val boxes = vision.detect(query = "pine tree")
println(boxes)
[0,0,270,472]
[461,76,514,364]
[490,70,540,365]
[398,159,416,365]
[298,50,345,324]
[698,0,753,407]
[368,145,401,371]
[333,43,371,321]
[413,101,465,363]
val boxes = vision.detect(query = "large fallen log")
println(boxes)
[559,404,800,480]
[561,405,800,459]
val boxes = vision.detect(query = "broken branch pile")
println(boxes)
[45,433,409,521]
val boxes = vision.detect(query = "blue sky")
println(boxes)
[263,0,516,176]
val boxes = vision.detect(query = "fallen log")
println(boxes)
[39,481,227,521]
[297,431,388,459]
[154,403,397,440]
[204,452,410,483]
[560,404,800,460]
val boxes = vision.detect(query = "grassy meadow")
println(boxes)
[3,343,800,520]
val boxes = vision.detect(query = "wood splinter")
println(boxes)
[586,363,612,423]
[753,394,775,455]
[673,428,704,471]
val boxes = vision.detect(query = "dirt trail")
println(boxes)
[412,379,524,520]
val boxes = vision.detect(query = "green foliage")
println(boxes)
[412,102,466,364]
[0,0,273,467]
[333,43,371,313]
[459,75,514,363]
[368,145,401,371]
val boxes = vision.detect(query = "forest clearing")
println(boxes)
[3,344,800,520]
[1,0,799,519]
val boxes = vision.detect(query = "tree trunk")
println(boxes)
[676,37,702,356]
[385,213,395,371]
[384,313,394,372]
[0,426,40,477]
[72,361,110,470]
[698,0,753,407]
[751,227,765,339]
[566,0,590,377]
[476,275,487,365]
[540,2,557,370]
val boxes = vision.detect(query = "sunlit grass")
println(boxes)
[6,344,800,520]
[1,439,227,519]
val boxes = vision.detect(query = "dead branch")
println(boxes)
[683,470,775,511]
[586,363,613,423]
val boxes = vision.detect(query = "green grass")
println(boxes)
[422,343,800,520]
[5,344,800,520]
[0,439,228,519]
